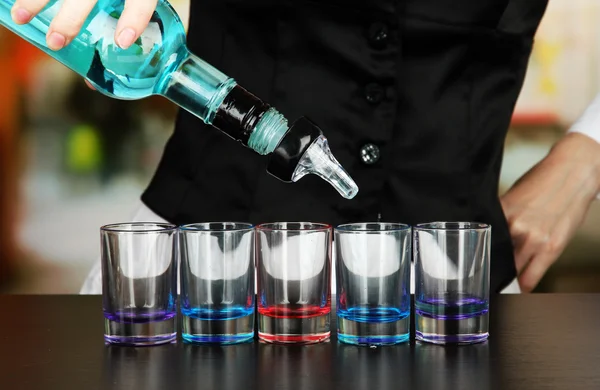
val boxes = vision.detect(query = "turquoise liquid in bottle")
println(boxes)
[1,0,234,119]
[0,0,358,199]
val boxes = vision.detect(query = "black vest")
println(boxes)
[142,0,549,293]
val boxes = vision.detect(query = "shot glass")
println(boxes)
[335,223,411,346]
[179,223,255,344]
[101,223,178,346]
[414,222,491,345]
[256,222,332,344]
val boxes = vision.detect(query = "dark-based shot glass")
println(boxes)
[414,222,491,345]
[101,223,178,346]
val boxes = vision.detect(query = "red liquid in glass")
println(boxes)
[257,303,331,344]
[258,304,331,318]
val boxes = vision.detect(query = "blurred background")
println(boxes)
[0,0,599,294]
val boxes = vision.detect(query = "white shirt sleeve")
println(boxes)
[567,93,600,199]
[568,93,600,144]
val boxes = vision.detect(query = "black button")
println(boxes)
[368,22,389,49]
[365,83,384,104]
[360,143,381,165]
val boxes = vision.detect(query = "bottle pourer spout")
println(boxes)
[292,136,358,199]
[267,117,359,199]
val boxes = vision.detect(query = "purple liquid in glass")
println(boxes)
[415,295,488,320]
[415,293,489,344]
[104,308,177,324]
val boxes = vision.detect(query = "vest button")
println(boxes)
[365,83,384,104]
[368,22,389,49]
[360,143,381,165]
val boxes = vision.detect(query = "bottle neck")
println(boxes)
[161,49,289,154]
[246,108,289,155]
[161,51,357,196]
[161,49,235,125]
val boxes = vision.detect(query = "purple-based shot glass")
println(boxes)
[101,223,178,346]
[414,222,491,345]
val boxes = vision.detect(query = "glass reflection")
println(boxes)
[414,342,491,390]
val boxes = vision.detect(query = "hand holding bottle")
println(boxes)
[11,0,158,51]
[1,0,359,198]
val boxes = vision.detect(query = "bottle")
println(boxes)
[0,0,358,199]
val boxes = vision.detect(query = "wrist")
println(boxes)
[548,132,600,200]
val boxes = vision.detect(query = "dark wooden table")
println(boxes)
[0,294,599,390]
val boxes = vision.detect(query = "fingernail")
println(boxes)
[117,28,136,49]
[12,8,32,23]
[47,31,66,50]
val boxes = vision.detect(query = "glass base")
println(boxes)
[337,316,410,346]
[104,317,176,346]
[258,313,330,344]
[415,312,489,345]
[182,314,254,345]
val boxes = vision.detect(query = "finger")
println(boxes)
[517,253,555,293]
[115,0,159,49]
[510,227,538,274]
[510,221,549,274]
[11,0,49,24]
[46,0,97,50]
[514,240,536,275]
[84,79,96,91]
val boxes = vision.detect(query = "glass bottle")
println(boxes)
[0,0,358,199]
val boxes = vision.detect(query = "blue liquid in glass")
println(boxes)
[181,305,254,321]
[181,305,255,344]
[337,306,410,345]
[337,306,409,324]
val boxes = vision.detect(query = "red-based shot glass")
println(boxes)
[256,222,332,344]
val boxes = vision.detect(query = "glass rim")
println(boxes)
[335,222,411,233]
[100,222,178,233]
[179,222,254,232]
[256,222,332,232]
[414,221,490,231]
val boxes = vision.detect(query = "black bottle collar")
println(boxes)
[266,117,323,182]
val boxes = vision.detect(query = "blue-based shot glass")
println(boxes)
[179,223,255,344]
[335,223,411,346]
[101,223,178,346]
[414,222,491,345]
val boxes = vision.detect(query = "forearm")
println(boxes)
[563,92,600,200]
[500,127,600,292]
